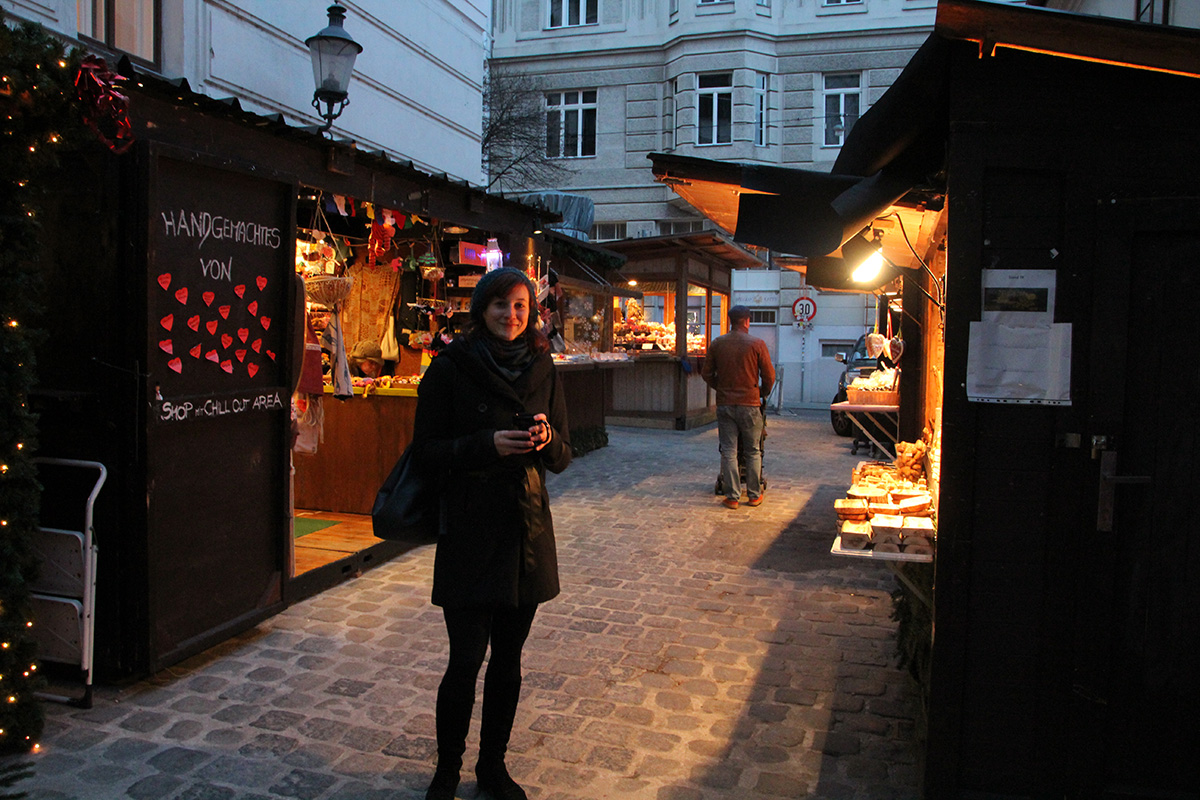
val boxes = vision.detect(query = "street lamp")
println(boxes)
[306,4,363,133]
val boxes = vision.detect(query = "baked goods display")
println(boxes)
[613,298,706,354]
[833,450,936,559]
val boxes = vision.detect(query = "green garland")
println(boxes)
[0,11,87,755]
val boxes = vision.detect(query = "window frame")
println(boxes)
[546,89,598,159]
[754,72,769,147]
[548,0,599,29]
[822,72,861,147]
[697,72,733,146]
[748,309,777,325]
[78,0,160,66]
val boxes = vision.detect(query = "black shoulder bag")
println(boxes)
[371,444,438,541]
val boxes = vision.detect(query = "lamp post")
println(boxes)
[306,4,363,133]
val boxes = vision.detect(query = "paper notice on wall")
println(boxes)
[966,269,1071,405]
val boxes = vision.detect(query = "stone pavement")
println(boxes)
[11,409,922,800]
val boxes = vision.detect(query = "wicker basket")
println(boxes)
[304,275,353,306]
[847,387,899,406]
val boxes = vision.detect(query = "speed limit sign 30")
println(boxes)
[791,295,817,323]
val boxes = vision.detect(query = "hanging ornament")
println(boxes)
[74,56,134,153]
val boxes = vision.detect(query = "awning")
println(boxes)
[649,33,951,260]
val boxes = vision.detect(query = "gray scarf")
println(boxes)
[474,335,533,382]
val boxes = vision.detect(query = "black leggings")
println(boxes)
[435,603,538,771]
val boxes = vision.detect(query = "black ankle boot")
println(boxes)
[425,766,460,800]
[475,759,527,800]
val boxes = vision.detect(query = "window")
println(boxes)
[549,0,598,28]
[754,73,769,146]
[822,340,856,358]
[823,73,860,147]
[658,219,705,236]
[822,0,863,5]
[697,72,732,145]
[78,0,158,63]
[663,79,675,151]
[546,90,597,158]
[591,222,627,241]
[748,309,776,325]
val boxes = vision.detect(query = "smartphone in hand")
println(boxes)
[512,412,539,430]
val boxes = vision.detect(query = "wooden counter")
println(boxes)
[294,388,417,515]
[607,353,714,430]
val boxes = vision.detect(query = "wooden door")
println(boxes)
[1076,197,1200,798]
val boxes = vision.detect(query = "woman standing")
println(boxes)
[411,267,571,800]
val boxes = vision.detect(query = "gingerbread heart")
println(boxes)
[157,273,172,290]
[865,332,887,359]
[887,336,904,363]
[160,314,173,331]
[175,287,188,304]
[167,358,182,373]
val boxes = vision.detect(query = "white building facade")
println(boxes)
[3,0,490,185]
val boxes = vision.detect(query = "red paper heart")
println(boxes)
[266,350,276,361]
[247,363,259,378]
[175,287,188,304]
[189,344,202,359]
[206,319,218,335]
[203,291,215,306]
[234,284,246,298]
[247,300,258,316]
[251,338,262,353]
[160,314,173,331]
[256,276,267,291]
[235,349,247,363]
[168,358,182,373]
[260,317,271,330]
[157,273,172,290]
[237,327,249,343]
[221,333,233,349]
[220,359,233,374]
[158,339,173,354]
[188,315,201,331]
[219,305,231,319]
[205,349,219,362]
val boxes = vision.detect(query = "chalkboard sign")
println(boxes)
[147,156,291,401]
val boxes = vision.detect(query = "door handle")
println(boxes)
[1096,450,1151,532]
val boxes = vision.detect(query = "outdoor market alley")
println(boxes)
[15,409,922,800]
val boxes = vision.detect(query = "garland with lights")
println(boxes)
[0,11,92,755]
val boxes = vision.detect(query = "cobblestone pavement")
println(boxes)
[12,409,921,800]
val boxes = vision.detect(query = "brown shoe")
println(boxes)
[746,493,764,507]
[721,497,739,509]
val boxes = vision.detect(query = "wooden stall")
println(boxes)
[604,233,767,430]
[648,2,1200,797]
[29,59,545,679]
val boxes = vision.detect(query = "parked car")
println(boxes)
[830,334,876,437]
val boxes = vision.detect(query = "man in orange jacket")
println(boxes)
[702,305,776,509]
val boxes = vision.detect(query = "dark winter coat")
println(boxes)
[411,337,571,608]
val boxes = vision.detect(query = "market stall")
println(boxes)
[603,232,767,430]
[647,1,1200,797]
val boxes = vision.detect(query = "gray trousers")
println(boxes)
[717,404,764,501]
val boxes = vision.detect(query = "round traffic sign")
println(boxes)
[792,295,817,322]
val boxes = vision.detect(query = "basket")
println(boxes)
[304,275,354,306]
[847,387,899,406]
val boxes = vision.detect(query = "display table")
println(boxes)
[830,401,899,458]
